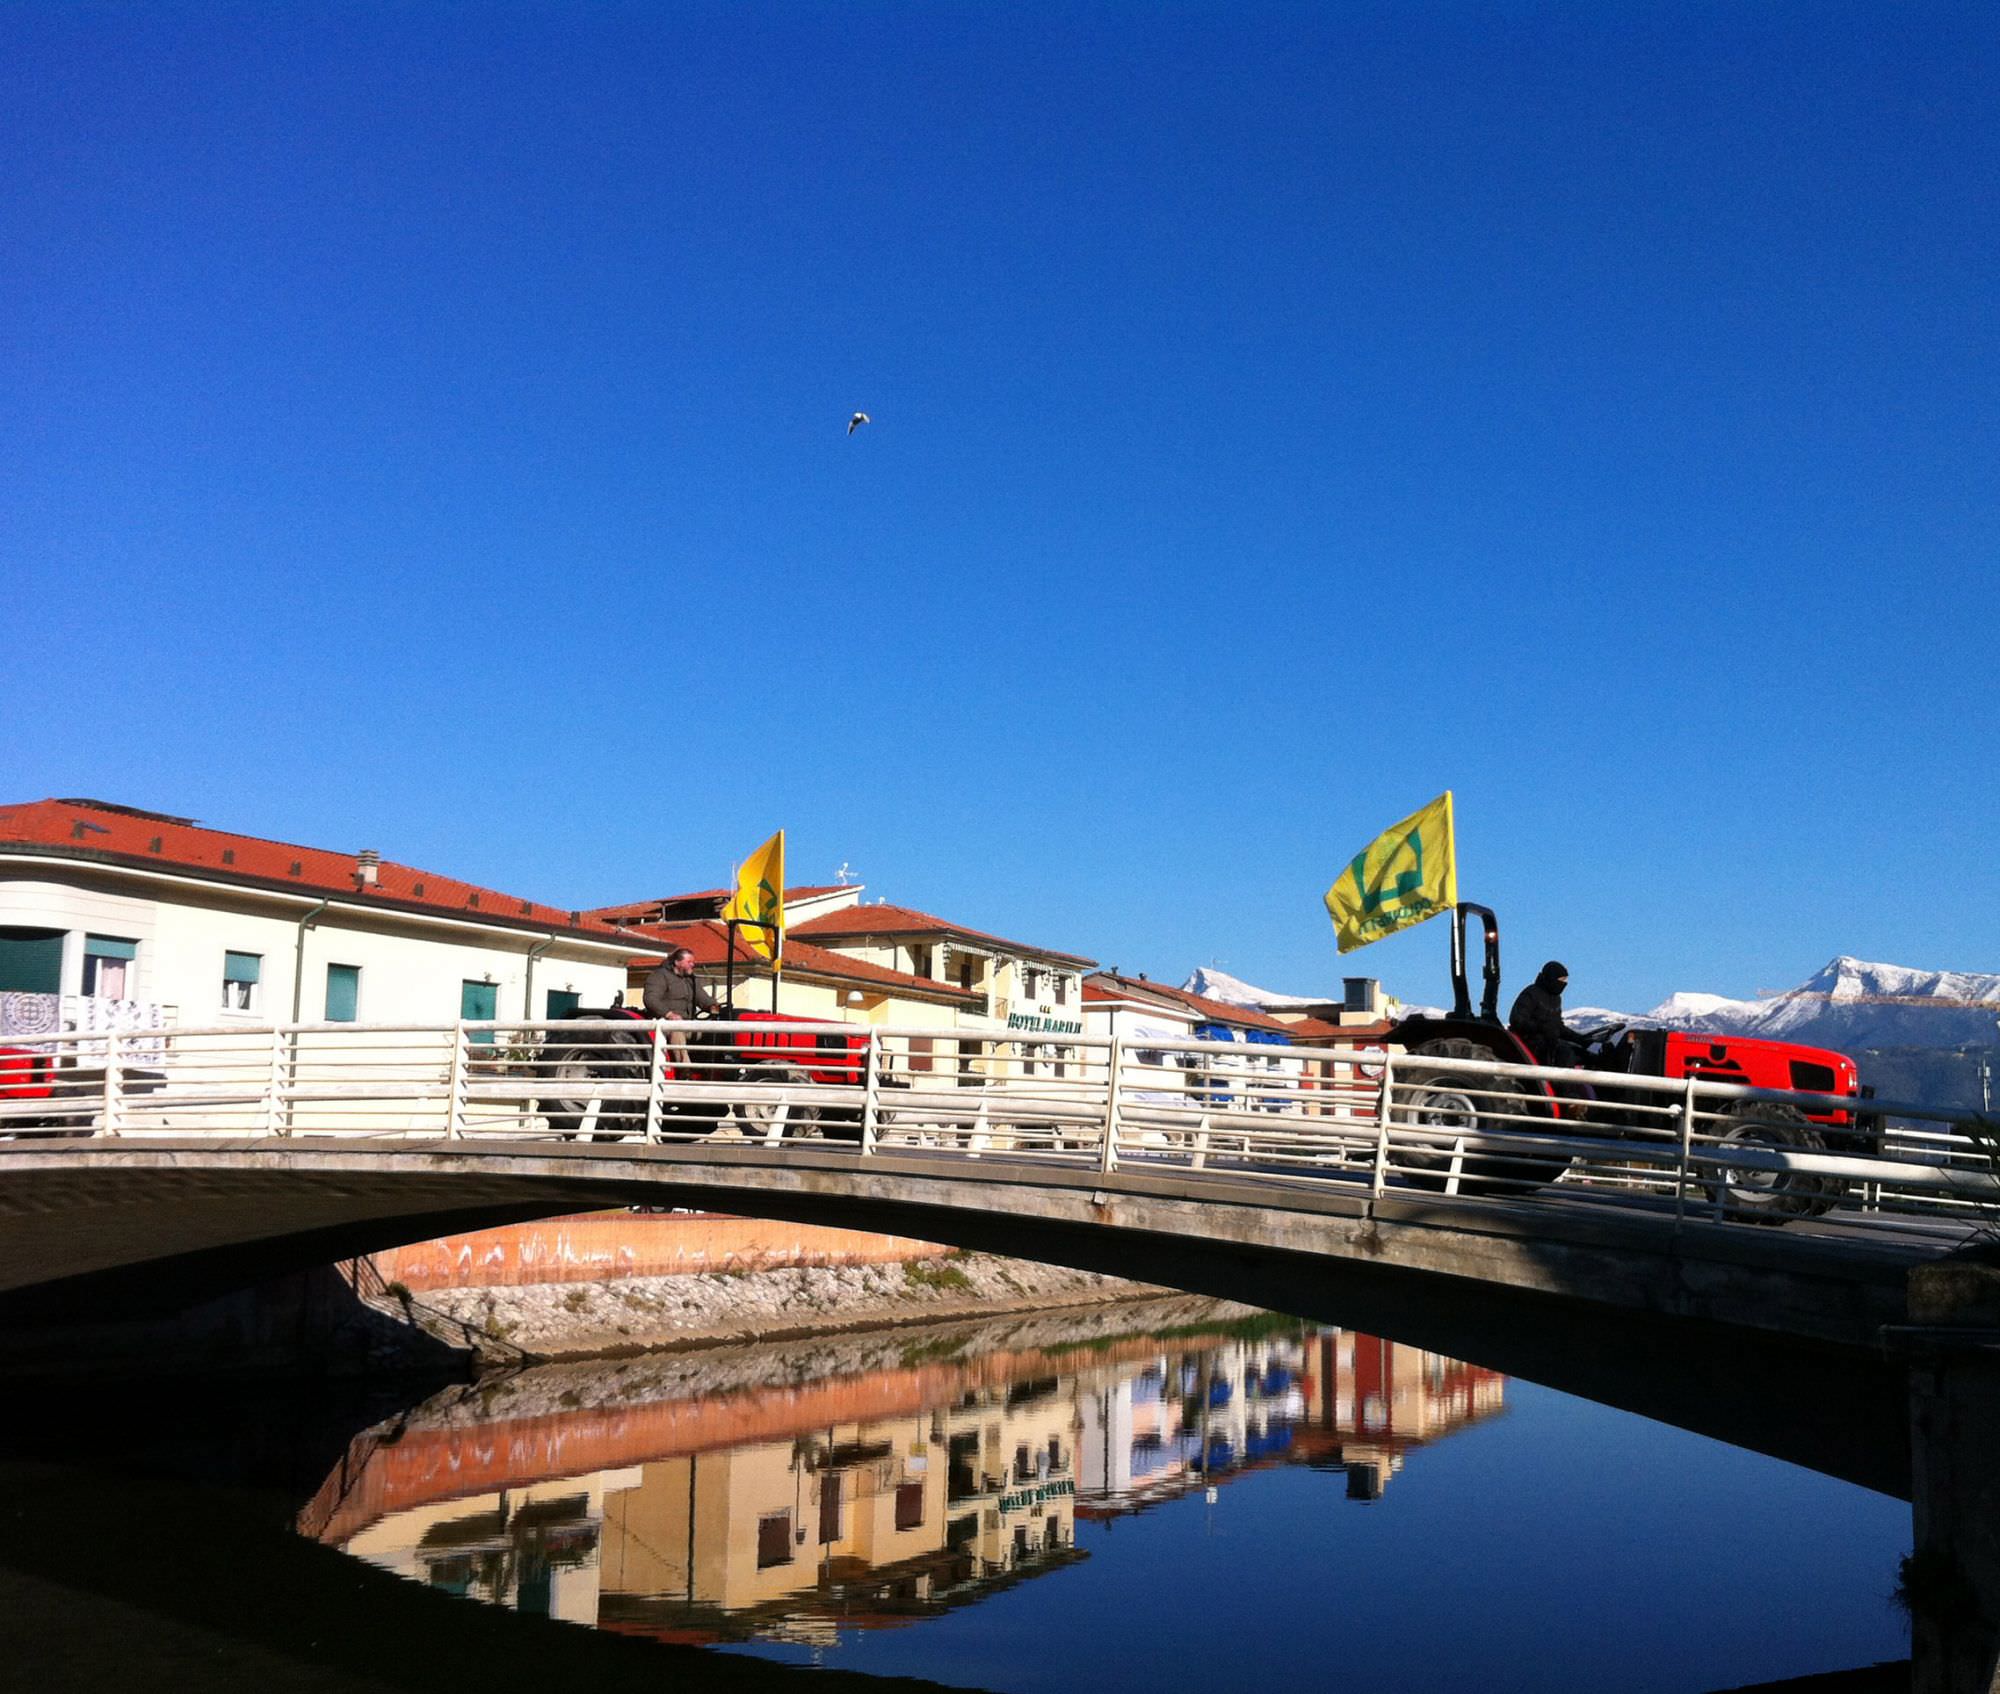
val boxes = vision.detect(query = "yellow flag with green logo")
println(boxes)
[724,830,785,969]
[1324,793,1457,954]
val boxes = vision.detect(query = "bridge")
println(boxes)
[7,1016,2000,1689]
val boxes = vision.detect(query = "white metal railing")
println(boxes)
[3,1019,1998,1240]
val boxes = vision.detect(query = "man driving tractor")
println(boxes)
[1507,959,1596,1069]
[643,946,717,1072]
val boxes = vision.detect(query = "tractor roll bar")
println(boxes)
[1449,902,1503,1023]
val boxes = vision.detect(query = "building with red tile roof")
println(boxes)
[618,920,985,1016]
[790,902,1095,970]
[581,881,1101,1076]
[0,797,664,1028]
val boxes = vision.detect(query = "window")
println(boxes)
[818,1474,843,1545]
[545,988,580,1020]
[83,935,138,998]
[460,980,498,1046]
[222,950,261,1011]
[325,964,360,1023]
[756,1511,793,1568]
[910,945,933,978]
[1054,974,1069,1006]
[1024,967,1043,1000]
[894,1482,925,1532]
[0,927,65,994]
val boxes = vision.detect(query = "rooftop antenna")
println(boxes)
[835,860,855,885]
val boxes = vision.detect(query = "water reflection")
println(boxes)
[307,1301,1503,1650]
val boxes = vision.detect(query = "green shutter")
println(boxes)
[0,927,64,994]
[325,964,360,1022]
[85,935,138,960]
[224,951,261,984]
[460,980,498,1045]
[545,989,581,1019]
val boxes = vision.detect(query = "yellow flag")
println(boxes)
[723,830,785,968]
[1324,793,1457,954]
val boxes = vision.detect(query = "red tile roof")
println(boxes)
[0,797,654,945]
[792,902,1095,968]
[623,921,983,1003]
[1083,971,1296,1033]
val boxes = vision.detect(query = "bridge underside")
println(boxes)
[0,1140,1921,1497]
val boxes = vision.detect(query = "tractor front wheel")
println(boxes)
[736,1063,819,1141]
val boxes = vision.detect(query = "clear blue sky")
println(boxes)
[5,2,1995,1013]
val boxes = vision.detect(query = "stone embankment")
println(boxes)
[374,1290,1261,1438]
[415,1251,1163,1360]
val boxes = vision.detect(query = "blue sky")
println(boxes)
[5,2,1995,1012]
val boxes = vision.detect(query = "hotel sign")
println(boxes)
[1005,1002,1082,1036]
[999,1477,1076,1513]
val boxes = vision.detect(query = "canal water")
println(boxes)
[293,1294,1910,1692]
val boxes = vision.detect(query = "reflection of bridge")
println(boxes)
[10,1018,2000,1689]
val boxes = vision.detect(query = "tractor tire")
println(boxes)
[1398,1039,1566,1196]
[538,1051,642,1143]
[736,1062,819,1141]
[536,1052,598,1141]
[1704,1102,1827,1223]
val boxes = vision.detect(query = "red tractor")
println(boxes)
[0,1044,166,1135]
[534,1003,869,1143]
[1387,904,1877,1219]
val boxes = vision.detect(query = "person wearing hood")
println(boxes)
[1508,960,1594,1067]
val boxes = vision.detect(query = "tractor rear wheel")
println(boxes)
[1399,1038,1566,1196]
[1703,1102,1827,1223]
[536,1053,598,1141]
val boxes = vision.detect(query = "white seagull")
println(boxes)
[847,411,871,435]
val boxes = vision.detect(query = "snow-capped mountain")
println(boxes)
[1188,954,2000,1046]
[1633,957,2000,1052]
[1180,967,1327,1010]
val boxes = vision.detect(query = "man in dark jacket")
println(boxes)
[1507,960,1594,1067]
[644,947,718,1071]
[643,948,717,1021]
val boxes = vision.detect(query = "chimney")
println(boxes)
[355,849,380,888]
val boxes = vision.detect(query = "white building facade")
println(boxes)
[0,799,657,1037]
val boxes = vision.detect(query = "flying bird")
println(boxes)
[847,411,871,435]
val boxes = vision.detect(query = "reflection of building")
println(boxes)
[595,1384,1081,1642]
[1076,1335,1314,1511]
[341,1470,641,1626]
[1075,1330,1505,1516]
[319,1317,1505,1654]
[1297,1329,1507,1501]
